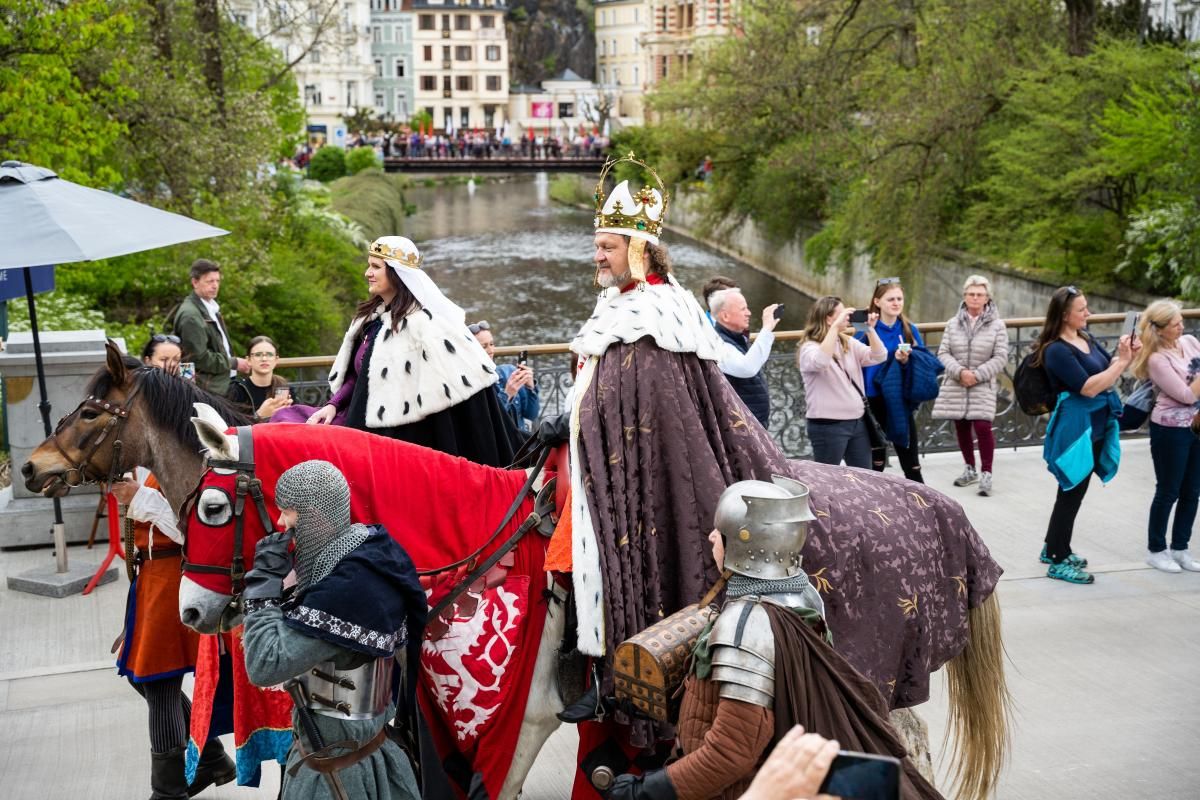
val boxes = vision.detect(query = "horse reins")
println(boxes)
[49,381,145,489]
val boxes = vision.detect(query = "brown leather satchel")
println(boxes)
[613,571,729,722]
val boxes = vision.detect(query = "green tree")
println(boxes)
[345,146,382,175]
[309,146,347,181]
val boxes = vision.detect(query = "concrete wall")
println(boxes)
[668,191,1155,327]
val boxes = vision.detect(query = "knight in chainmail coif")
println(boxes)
[607,477,943,800]
[241,460,428,800]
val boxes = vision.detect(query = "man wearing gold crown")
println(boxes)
[554,153,1007,800]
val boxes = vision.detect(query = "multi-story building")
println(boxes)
[642,0,732,91]
[594,0,650,125]
[369,0,416,124]
[507,70,605,139]
[1145,0,1200,39]
[410,0,509,132]
[229,0,375,144]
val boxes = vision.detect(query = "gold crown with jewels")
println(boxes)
[369,237,421,269]
[593,152,670,245]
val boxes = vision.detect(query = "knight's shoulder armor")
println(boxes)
[708,598,775,709]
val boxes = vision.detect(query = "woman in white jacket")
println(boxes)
[932,275,1010,496]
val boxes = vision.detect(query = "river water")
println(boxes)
[399,174,813,347]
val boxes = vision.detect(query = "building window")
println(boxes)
[371,25,381,43]
[485,45,501,61]
[423,45,433,60]
[558,102,574,118]
[484,104,496,127]
[421,76,438,90]
[346,80,357,108]
[443,75,452,90]
[375,91,385,107]
[456,75,472,91]
[612,66,620,85]
[634,7,639,22]
[233,12,248,26]
[455,45,472,60]
[396,93,409,118]
[424,105,434,120]
[600,66,607,84]
[486,75,502,91]
[374,58,383,77]
[633,65,639,85]
[480,14,495,28]
[460,106,470,127]
[304,84,321,106]
[611,39,617,55]
[395,59,406,77]
[455,14,470,30]
[441,13,450,29]
[599,39,606,56]
[443,45,452,61]
[419,14,436,29]
[310,48,321,63]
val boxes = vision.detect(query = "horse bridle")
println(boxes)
[48,380,145,489]
[181,426,274,605]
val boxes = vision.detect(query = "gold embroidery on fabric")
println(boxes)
[951,576,967,596]
[907,491,931,508]
[898,594,918,616]
[810,567,832,594]
[869,507,892,524]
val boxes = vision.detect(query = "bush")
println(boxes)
[308,146,347,182]
[345,146,381,175]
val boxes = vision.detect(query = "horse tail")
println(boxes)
[944,591,1011,800]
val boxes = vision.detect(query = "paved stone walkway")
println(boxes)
[1,440,1196,799]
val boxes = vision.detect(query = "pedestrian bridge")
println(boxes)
[384,156,606,173]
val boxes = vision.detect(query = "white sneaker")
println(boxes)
[978,472,993,496]
[1147,550,1182,573]
[953,465,978,487]
[1170,549,1200,572]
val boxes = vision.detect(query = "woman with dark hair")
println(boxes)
[227,335,292,421]
[1033,285,1137,584]
[112,336,236,797]
[857,278,926,481]
[797,296,886,468]
[300,236,516,467]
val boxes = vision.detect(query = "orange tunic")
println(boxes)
[116,474,201,682]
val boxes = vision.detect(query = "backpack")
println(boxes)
[1013,352,1056,416]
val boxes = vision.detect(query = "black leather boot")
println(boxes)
[188,738,237,796]
[149,747,189,800]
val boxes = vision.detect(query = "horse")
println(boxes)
[25,343,1010,800]
[22,344,567,799]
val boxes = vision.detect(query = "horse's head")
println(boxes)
[178,408,279,634]
[22,341,143,497]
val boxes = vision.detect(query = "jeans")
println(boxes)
[1148,422,1200,552]
[808,417,872,469]
[1044,438,1103,563]
[954,419,996,473]
[867,395,923,482]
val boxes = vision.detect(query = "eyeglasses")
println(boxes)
[876,277,901,287]
[150,334,180,344]
[468,321,490,335]
[250,351,277,359]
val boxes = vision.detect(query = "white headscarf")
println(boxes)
[369,235,465,324]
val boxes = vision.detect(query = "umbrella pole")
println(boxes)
[24,269,67,573]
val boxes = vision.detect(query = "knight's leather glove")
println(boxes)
[243,531,294,603]
[534,412,571,447]
[605,770,677,800]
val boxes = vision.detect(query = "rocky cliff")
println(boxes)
[507,0,595,86]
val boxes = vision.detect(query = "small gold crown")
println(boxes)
[593,151,670,242]
[369,240,421,269]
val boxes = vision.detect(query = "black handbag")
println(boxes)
[838,352,889,469]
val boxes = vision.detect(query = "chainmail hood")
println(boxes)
[275,459,368,592]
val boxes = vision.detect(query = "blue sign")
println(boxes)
[0,266,56,302]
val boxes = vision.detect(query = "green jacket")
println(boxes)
[168,292,235,395]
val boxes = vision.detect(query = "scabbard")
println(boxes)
[283,679,351,800]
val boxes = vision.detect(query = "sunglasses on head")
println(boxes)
[1064,285,1080,297]
[468,321,490,335]
[876,277,901,287]
[150,334,181,344]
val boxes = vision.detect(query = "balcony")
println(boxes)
[441,29,451,38]
[443,59,453,69]
[442,88,452,97]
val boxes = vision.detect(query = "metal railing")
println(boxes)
[279,310,1200,459]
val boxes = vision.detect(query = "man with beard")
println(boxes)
[556,153,1004,800]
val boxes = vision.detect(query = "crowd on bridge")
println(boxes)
[292,128,610,168]
[30,151,1199,800]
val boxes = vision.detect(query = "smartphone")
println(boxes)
[274,387,290,400]
[517,349,529,366]
[179,362,196,381]
[849,308,869,333]
[1121,311,1140,340]
[773,304,785,321]
[818,751,902,800]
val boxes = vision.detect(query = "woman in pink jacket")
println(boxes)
[1133,299,1200,573]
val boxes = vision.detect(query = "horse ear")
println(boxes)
[105,339,127,384]
[192,403,240,462]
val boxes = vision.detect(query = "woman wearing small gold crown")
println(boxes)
[273,235,517,467]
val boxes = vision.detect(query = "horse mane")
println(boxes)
[85,360,253,451]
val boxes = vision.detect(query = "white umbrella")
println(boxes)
[0,161,228,591]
